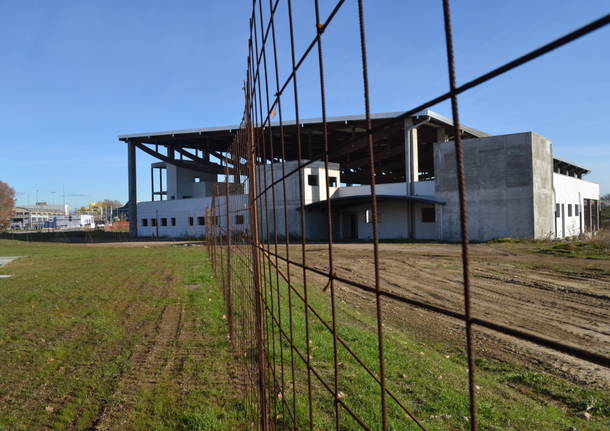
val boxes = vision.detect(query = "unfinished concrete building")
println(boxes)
[119,110,600,241]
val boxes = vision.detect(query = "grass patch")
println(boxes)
[536,241,610,260]
[0,240,243,430]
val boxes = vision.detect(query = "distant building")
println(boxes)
[11,203,69,230]
[47,214,95,229]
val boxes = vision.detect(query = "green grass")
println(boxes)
[536,241,610,260]
[0,240,244,430]
[222,249,610,430]
[489,234,610,260]
[1,239,608,430]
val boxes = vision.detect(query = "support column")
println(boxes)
[404,119,419,240]
[128,142,138,238]
[150,166,154,201]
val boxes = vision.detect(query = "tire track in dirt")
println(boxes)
[91,297,185,431]
[284,243,610,387]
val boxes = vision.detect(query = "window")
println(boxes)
[161,218,168,226]
[329,176,337,187]
[235,215,244,225]
[151,218,157,227]
[194,176,201,183]
[567,204,572,217]
[171,217,176,226]
[555,204,560,218]
[575,204,580,216]
[421,207,436,223]
[142,218,148,227]
[365,209,380,224]
[188,216,194,226]
[197,216,205,226]
[308,174,318,186]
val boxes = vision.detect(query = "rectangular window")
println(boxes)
[197,216,205,226]
[328,176,337,187]
[161,218,168,226]
[421,207,436,223]
[568,204,572,217]
[365,209,381,224]
[188,216,194,226]
[142,218,148,227]
[171,217,176,226]
[235,215,244,225]
[555,203,560,218]
[151,218,157,227]
[308,174,318,186]
[575,204,579,216]
[194,176,201,183]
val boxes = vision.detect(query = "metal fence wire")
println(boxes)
[206,1,610,430]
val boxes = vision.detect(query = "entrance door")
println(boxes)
[342,212,358,240]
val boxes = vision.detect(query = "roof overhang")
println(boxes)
[553,157,590,176]
[118,109,488,143]
[304,194,445,211]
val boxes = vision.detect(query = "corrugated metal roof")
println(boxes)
[118,109,489,141]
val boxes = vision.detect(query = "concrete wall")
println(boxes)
[306,200,438,241]
[553,173,599,238]
[138,196,249,238]
[434,132,554,242]
[166,164,216,200]
[256,160,340,239]
[333,180,435,199]
[531,134,555,239]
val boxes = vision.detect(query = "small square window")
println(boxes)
[151,218,157,227]
[421,207,436,223]
[188,216,194,226]
[142,218,148,227]
[171,217,176,226]
[328,176,337,187]
[235,215,244,225]
[308,174,318,186]
[161,218,168,226]
[194,176,201,183]
[567,204,572,217]
[197,217,205,226]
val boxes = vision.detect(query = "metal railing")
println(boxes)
[206,1,610,430]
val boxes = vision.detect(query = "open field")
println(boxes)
[0,240,244,431]
[1,238,609,430]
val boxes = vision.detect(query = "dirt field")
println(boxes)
[279,242,610,387]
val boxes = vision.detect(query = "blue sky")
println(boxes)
[1,1,608,209]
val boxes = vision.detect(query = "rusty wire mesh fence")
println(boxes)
[205,1,610,430]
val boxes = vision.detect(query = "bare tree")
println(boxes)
[0,181,16,231]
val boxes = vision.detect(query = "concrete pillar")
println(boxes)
[404,119,419,194]
[404,119,419,240]
[128,142,138,237]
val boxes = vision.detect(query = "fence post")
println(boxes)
[247,99,269,431]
